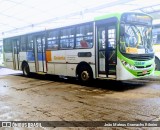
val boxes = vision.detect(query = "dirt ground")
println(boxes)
[0,68,160,130]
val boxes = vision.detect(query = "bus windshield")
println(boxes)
[120,23,153,54]
[120,13,153,54]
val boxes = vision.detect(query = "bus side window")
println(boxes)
[75,23,93,49]
[47,30,59,50]
[20,36,27,52]
[60,28,74,49]
[3,39,12,53]
[28,41,33,51]
[80,40,88,48]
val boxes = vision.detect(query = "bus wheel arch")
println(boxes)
[76,62,93,82]
[155,57,160,71]
[21,61,30,76]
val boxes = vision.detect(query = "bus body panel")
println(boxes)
[55,63,66,76]
[65,48,95,63]
[28,62,36,72]
[5,53,14,69]
[66,64,77,77]
[5,62,14,70]
[50,50,66,75]
[65,48,95,77]
[19,52,27,62]
[13,53,19,70]
[117,57,154,80]
[47,62,55,74]
[117,57,135,80]
[46,48,95,77]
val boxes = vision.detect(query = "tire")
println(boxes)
[78,65,93,82]
[22,63,30,77]
[155,58,160,71]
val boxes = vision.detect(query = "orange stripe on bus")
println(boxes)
[46,50,51,62]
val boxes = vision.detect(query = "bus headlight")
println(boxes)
[121,60,137,70]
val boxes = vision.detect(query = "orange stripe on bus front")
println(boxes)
[46,50,51,62]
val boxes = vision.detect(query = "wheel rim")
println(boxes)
[81,71,89,81]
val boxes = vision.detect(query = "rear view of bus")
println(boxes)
[118,13,154,80]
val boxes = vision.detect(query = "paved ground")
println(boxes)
[0,67,160,130]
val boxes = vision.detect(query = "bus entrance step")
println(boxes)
[98,74,116,80]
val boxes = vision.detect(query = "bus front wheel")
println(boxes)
[78,65,93,82]
[155,58,160,71]
[22,63,30,77]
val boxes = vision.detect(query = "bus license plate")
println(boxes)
[142,70,147,74]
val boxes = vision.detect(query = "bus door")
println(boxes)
[96,23,117,78]
[34,36,46,72]
[12,38,20,70]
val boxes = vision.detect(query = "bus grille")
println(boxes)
[137,70,152,76]
[135,64,152,68]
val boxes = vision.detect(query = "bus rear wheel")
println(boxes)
[155,58,160,71]
[22,63,30,77]
[78,66,93,82]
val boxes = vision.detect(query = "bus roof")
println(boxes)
[94,12,122,21]
[94,12,152,22]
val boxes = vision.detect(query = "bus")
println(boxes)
[153,24,160,71]
[3,12,155,81]
[0,42,3,66]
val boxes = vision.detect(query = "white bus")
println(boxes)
[0,42,3,66]
[3,12,155,81]
[153,24,160,71]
